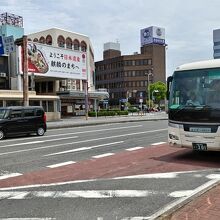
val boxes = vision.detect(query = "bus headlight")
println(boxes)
[168,122,183,129]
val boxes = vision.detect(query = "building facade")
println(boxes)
[27,28,108,116]
[213,29,220,59]
[95,26,166,106]
[0,13,108,119]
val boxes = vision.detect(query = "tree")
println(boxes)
[148,81,166,107]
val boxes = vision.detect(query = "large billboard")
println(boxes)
[0,36,4,55]
[20,42,87,80]
[141,26,165,46]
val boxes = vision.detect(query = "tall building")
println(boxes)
[213,29,220,59]
[95,26,166,106]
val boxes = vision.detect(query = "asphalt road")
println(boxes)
[0,120,220,220]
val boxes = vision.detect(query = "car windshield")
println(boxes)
[0,109,9,119]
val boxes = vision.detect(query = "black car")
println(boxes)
[0,106,47,140]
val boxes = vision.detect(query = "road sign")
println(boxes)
[103,100,108,104]
[120,98,128,103]
[139,99,143,103]
[0,36,4,55]
[3,35,15,54]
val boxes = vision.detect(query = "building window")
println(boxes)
[57,35,65,48]
[46,35,52,45]
[214,41,220,46]
[66,37,72,49]
[6,100,22,106]
[39,36,45,44]
[41,82,47,93]
[48,81,53,93]
[73,39,80,50]
[48,101,54,112]
[33,38,38,42]
[81,41,87,52]
[148,59,152,65]
[143,59,148,65]
[214,49,220,53]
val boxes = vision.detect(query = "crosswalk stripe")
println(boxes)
[0,190,160,199]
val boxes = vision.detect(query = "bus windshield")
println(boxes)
[169,68,220,109]
[169,68,220,123]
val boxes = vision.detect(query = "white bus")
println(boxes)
[167,59,220,151]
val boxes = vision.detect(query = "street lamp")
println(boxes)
[147,72,153,110]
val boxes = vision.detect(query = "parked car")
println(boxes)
[0,106,47,140]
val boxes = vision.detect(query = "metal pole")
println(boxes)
[148,74,150,110]
[23,35,29,106]
[85,80,88,120]
[94,98,97,118]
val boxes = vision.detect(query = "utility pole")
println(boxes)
[84,80,89,120]
[147,72,153,110]
[15,35,29,106]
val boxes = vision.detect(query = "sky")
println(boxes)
[1,0,220,76]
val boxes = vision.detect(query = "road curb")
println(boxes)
[47,117,168,129]
[150,179,220,220]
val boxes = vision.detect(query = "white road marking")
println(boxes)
[92,153,114,158]
[169,190,194,198]
[0,173,22,180]
[126,147,144,151]
[47,161,76,168]
[114,173,177,179]
[44,141,124,157]
[0,218,55,220]
[0,125,142,144]
[0,170,209,191]
[207,174,220,179]
[0,136,78,149]
[121,217,151,220]
[0,128,167,157]
[0,190,159,199]
[151,142,166,145]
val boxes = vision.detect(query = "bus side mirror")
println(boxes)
[166,76,173,100]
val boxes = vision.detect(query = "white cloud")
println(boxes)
[1,0,220,76]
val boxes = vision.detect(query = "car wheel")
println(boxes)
[0,130,5,140]
[36,127,45,136]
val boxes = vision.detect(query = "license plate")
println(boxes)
[189,127,211,133]
[192,143,207,151]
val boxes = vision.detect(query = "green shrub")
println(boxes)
[88,110,128,117]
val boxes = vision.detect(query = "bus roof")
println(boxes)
[176,59,220,71]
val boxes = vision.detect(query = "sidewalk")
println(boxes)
[159,180,220,220]
[47,111,168,129]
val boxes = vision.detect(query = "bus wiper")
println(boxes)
[170,105,200,117]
